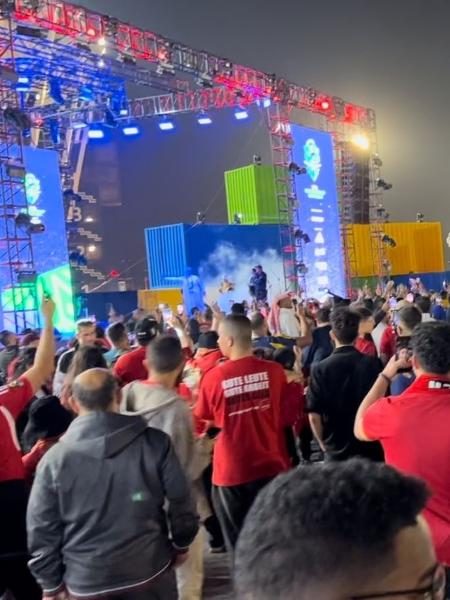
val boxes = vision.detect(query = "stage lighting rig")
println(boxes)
[288,162,307,175]
[381,234,396,248]
[296,262,309,275]
[253,154,262,166]
[416,212,425,223]
[196,212,206,225]
[294,229,311,244]
[376,178,393,191]
[15,212,45,234]
[49,79,64,105]
[63,189,83,204]
[233,213,242,224]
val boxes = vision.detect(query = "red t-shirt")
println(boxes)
[191,349,223,375]
[194,356,288,486]
[362,375,450,564]
[380,326,397,360]
[113,346,147,385]
[355,336,378,357]
[0,377,33,482]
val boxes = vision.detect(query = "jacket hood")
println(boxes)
[121,382,180,418]
[61,412,148,458]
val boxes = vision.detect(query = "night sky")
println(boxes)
[78,0,450,288]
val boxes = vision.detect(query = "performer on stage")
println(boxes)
[182,268,205,316]
[253,265,268,303]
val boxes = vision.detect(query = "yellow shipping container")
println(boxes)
[138,288,183,312]
[347,222,444,277]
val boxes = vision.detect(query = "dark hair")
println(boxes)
[411,321,450,375]
[235,459,428,600]
[64,346,107,393]
[273,348,296,371]
[316,308,331,324]
[13,347,37,379]
[415,295,431,314]
[135,317,159,346]
[250,312,266,332]
[0,330,13,347]
[22,395,72,453]
[363,298,374,312]
[106,322,128,346]
[147,335,183,374]
[191,307,199,316]
[330,307,360,345]
[198,331,219,350]
[398,305,422,332]
[203,307,213,323]
[72,370,118,411]
[231,303,246,316]
[253,347,274,361]
[95,324,105,339]
[222,315,252,346]
[355,307,373,321]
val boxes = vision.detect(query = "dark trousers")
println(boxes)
[202,464,225,549]
[73,569,177,600]
[0,556,42,600]
[212,477,273,559]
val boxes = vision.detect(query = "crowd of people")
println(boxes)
[0,280,450,600]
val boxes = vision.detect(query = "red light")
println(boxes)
[86,27,96,37]
[321,100,330,110]
[109,270,120,278]
[158,49,168,61]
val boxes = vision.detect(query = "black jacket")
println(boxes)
[27,412,198,599]
[306,346,383,461]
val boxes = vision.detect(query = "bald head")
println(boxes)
[72,368,118,412]
[218,315,252,358]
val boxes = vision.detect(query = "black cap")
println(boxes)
[198,331,219,350]
[23,395,72,452]
[135,317,159,345]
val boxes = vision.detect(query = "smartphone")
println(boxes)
[389,297,397,309]
[162,308,173,321]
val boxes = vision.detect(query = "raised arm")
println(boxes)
[23,298,56,395]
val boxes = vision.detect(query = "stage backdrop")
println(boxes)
[1,147,75,333]
[291,125,346,299]
[146,224,285,304]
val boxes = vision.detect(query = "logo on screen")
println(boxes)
[25,172,46,219]
[303,138,322,182]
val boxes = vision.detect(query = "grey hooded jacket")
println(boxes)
[26,412,198,599]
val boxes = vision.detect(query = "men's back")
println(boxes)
[27,412,197,599]
[307,346,383,460]
[195,356,288,486]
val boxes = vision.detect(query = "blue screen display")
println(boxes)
[22,146,69,274]
[291,125,346,299]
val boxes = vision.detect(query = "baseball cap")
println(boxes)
[197,331,219,350]
[135,317,159,345]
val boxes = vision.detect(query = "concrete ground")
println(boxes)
[203,551,233,599]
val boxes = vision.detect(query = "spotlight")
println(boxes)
[49,79,64,105]
[122,124,140,136]
[15,212,45,234]
[233,213,242,224]
[352,133,370,151]
[159,116,175,131]
[84,216,94,223]
[87,244,96,253]
[373,154,383,167]
[49,119,60,145]
[3,106,31,133]
[97,58,106,68]
[288,162,307,175]
[69,250,87,267]
[416,212,425,223]
[71,120,88,130]
[294,229,311,244]
[234,108,249,120]
[104,108,118,128]
[377,178,393,191]
[6,164,26,179]
[320,99,330,110]
[197,113,212,126]
[196,211,206,224]
[98,36,106,47]
[16,75,30,92]
[253,154,262,166]
[381,234,396,248]
[79,85,94,102]
[88,126,104,139]
[262,98,271,108]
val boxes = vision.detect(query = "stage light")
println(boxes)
[88,126,104,139]
[373,154,383,167]
[49,119,60,145]
[234,108,249,120]
[416,212,425,223]
[253,154,262,166]
[262,98,271,108]
[49,79,64,105]
[233,213,242,224]
[104,108,118,128]
[97,58,105,68]
[320,99,330,110]
[119,107,129,116]
[72,120,88,130]
[87,244,96,253]
[16,75,30,92]
[197,113,212,126]
[352,133,370,151]
[377,178,393,191]
[98,36,106,47]
[159,117,175,131]
[122,124,140,136]
[79,85,94,102]
[288,162,307,175]
[196,211,206,224]
[84,216,94,223]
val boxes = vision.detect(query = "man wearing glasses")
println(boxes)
[235,459,446,600]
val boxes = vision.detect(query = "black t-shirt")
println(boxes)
[303,325,333,369]
[306,346,383,461]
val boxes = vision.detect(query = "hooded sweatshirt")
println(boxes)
[27,412,198,599]
[121,382,209,483]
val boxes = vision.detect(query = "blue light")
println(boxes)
[119,108,129,116]
[263,98,271,108]
[72,121,88,130]
[88,127,104,139]
[234,108,249,121]
[159,117,175,131]
[122,125,140,136]
[197,114,212,125]
[79,85,94,102]
[49,79,64,105]
[16,75,30,92]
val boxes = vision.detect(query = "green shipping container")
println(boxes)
[225,164,287,225]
